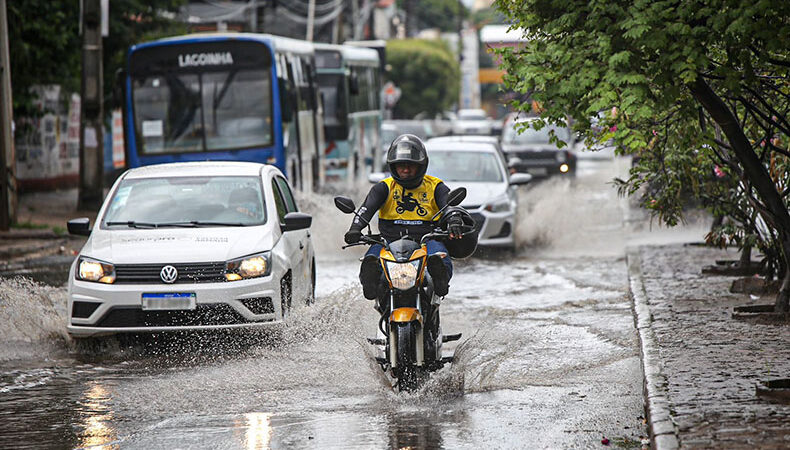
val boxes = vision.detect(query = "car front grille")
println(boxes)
[95,304,272,328]
[114,262,226,284]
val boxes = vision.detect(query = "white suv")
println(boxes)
[66,161,315,337]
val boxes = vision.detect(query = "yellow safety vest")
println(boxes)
[378,175,443,223]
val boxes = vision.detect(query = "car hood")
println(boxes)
[502,143,559,153]
[455,120,491,129]
[81,227,275,264]
[444,181,508,208]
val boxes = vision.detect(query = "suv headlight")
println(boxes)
[386,260,420,290]
[77,257,116,284]
[485,195,512,213]
[225,251,271,281]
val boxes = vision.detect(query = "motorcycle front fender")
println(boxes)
[390,307,422,323]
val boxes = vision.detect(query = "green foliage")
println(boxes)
[386,39,460,119]
[398,0,468,32]
[8,1,81,116]
[496,0,790,275]
[8,0,185,116]
[471,7,506,28]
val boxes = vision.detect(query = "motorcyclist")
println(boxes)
[344,134,464,300]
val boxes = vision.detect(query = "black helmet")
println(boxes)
[386,134,428,189]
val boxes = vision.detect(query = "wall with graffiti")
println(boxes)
[14,85,81,191]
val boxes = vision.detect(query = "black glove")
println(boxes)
[344,229,362,244]
[447,216,464,239]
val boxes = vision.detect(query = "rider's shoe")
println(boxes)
[360,255,381,300]
[427,254,450,297]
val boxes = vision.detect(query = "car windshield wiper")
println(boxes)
[105,221,159,229]
[155,221,247,227]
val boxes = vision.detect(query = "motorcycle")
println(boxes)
[334,187,474,391]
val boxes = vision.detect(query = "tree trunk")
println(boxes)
[689,77,790,312]
[739,244,752,267]
[778,267,790,312]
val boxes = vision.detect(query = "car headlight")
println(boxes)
[77,257,116,284]
[485,195,512,213]
[225,251,271,281]
[386,260,420,290]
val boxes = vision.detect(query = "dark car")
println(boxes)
[500,117,577,178]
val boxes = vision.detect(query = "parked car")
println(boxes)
[66,161,314,337]
[424,140,531,249]
[452,108,494,136]
[500,116,577,178]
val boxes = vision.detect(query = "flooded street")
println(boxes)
[0,157,711,449]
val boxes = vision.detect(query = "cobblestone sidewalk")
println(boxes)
[629,244,790,449]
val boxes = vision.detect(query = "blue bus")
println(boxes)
[314,43,382,183]
[121,33,325,191]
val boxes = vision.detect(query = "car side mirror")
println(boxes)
[282,212,312,231]
[509,173,532,185]
[68,217,91,236]
[447,187,467,206]
[334,196,356,214]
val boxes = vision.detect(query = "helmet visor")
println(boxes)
[389,142,426,163]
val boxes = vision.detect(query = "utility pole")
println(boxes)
[79,0,104,211]
[306,0,315,41]
[0,0,15,230]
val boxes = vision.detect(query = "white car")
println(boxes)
[66,161,315,337]
[424,141,531,249]
[452,109,493,136]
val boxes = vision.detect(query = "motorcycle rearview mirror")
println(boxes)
[431,187,468,221]
[447,187,466,206]
[334,196,356,214]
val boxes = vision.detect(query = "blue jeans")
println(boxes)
[365,239,453,279]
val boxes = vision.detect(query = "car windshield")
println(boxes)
[102,176,266,227]
[502,122,571,145]
[428,150,504,182]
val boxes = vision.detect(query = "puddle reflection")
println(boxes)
[388,413,443,450]
[243,412,273,450]
[76,383,117,449]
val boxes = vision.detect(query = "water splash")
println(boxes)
[0,277,70,361]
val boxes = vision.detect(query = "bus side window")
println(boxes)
[279,77,294,120]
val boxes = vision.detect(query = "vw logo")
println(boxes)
[160,265,178,284]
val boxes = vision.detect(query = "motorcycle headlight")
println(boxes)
[386,260,420,290]
[77,257,116,284]
[225,251,271,281]
[485,195,511,213]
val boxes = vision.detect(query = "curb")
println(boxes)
[627,248,679,450]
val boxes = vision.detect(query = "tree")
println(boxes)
[495,0,790,311]
[8,1,81,116]
[8,0,184,116]
[386,39,460,119]
[398,0,468,33]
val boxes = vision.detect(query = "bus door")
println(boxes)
[280,53,303,191]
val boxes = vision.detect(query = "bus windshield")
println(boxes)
[130,41,274,155]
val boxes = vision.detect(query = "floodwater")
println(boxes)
[0,157,711,449]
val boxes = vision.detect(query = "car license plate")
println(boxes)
[527,167,548,176]
[142,293,196,311]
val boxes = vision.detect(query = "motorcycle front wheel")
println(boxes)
[393,322,427,391]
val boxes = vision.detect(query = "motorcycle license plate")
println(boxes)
[141,293,196,311]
